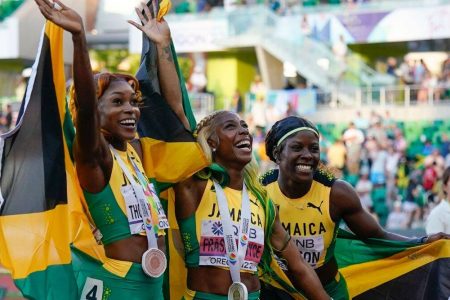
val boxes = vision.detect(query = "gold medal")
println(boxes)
[228,282,248,300]
[141,248,167,278]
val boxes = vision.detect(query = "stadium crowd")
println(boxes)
[247,107,450,230]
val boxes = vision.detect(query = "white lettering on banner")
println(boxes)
[292,236,324,268]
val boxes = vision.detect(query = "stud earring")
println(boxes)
[212,148,216,152]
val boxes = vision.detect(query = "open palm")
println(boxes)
[35,0,83,35]
[128,3,171,45]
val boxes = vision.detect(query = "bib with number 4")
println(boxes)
[80,277,103,300]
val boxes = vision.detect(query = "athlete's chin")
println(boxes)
[294,172,314,182]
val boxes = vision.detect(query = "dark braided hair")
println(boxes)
[265,116,319,162]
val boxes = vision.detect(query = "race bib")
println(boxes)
[199,219,264,272]
[121,184,143,235]
[80,277,103,300]
[292,235,324,268]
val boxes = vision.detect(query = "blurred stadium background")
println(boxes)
[0,0,449,298]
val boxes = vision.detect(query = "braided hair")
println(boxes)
[194,110,229,163]
[194,111,278,279]
[265,116,319,162]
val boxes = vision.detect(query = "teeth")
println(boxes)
[236,140,250,147]
[120,119,136,126]
[296,165,312,171]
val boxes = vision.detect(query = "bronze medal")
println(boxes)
[228,282,248,300]
[141,248,167,278]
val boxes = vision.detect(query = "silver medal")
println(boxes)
[228,282,248,300]
[141,248,167,278]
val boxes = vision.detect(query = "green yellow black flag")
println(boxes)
[0,21,79,299]
[336,230,450,299]
[133,2,208,299]
[261,229,450,300]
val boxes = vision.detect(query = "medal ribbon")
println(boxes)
[111,146,158,249]
[213,181,251,284]
[128,155,168,232]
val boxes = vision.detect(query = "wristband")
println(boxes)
[273,232,292,253]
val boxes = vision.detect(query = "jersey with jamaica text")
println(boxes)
[189,180,266,273]
[265,174,338,269]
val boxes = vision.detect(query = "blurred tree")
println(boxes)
[89,49,140,74]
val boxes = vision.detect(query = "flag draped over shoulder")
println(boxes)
[262,229,450,300]
[0,21,78,299]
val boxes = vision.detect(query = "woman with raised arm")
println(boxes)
[34,0,202,299]
[174,111,330,300]
[260,116,450,300]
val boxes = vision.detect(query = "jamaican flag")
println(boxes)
[0,21,79,299]
[262,229,450,300]
[336,230,450,299]
[134,1,208,299]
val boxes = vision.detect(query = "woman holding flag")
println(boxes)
[261,116,450,300]
[35,0,206,299]
[174,110,330,300]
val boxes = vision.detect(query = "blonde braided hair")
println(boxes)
[194,110,229,162]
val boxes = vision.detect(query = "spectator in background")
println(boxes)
[369,110,382,126]
[414,59,428,85]
[327,138,347,177]
[189,65,207,92]
[367,119,387,145]
[285,101,297,117]
[404,170,426,228]
[383,110,396,134]
[441,133,450,158]
[445,151,450,168]
[370,142,388,186]
[250,96,268,130]
[393,128,407,154]
[386,201,409,230]
[425,148,445,177]
[332,34,347,62]
[386,57,397,76]
[397,57,414,85]
[343,122,364,174]
[356,171,373,210]
[354,110,369,131]
[421,137,434,156]
[300,15,311,36]
[426,167,450,234]
[386,144,400,208]
[231,89,244,115]
[250,74,266,100]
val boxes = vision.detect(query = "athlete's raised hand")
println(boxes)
[35,0,83,35]
[128,1,171,45]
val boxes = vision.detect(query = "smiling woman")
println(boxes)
[34,0,199,299]
[173,111,330,300]
[261,116,450,300]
